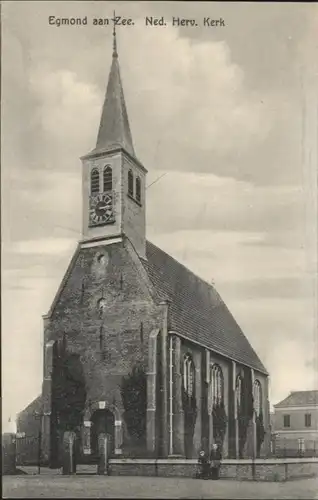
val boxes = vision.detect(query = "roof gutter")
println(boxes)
[168,329,269,376]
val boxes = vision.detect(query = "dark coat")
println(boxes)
[198,451,209,465]
[210,446,222,467]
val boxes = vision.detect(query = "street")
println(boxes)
[3,475,318,499]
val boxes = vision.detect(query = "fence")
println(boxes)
[2,433,17,474]
[15,433,112,467]
[271,438,318,458]
[16,434,40,466]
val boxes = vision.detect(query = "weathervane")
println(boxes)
[112,11,118,58]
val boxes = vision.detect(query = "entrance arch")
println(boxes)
[90,409,115,456]
[84,401,123,456]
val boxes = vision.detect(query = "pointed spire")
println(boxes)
[94,16,135,157]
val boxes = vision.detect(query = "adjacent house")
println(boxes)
[272,390,318,457]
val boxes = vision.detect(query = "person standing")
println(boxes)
[210,443,222,480]
[197,450,210,479]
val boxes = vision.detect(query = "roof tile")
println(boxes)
[274,390,318,408]
[143,241,267,374]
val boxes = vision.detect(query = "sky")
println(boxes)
[2,1,318,430]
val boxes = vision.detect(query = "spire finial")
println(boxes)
[112,11,118,58]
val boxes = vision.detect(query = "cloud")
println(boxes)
[269,339,318,405]
[28,68,101,162]
[147,170,306,239]
[10,237,76,256]
[149,228,308,285]
[2,2,293,185]
[220,277,313,301]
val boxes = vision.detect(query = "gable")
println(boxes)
[46,239,156,320]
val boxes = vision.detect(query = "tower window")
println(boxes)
[136,176,141,204]
[103,165,112,192]
[128,169,134,197]
[91,168,100,195]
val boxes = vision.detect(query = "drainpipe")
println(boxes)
[159,300,170,457]
[169,335,173,455]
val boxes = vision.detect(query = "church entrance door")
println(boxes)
[90,409,115,458]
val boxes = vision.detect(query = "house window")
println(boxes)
[128,169,134,197]
[254,380,262,417]
[298,438,305,454]
[91,168,100,194]
[283,414,290,428]
[103,165,112,191]
[183,354,195,397]
[305,413,311,428]
[136,176,141,204]
[210,364,223,404]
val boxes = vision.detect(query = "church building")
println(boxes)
[18,30,270,465]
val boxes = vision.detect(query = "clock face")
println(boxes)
[89,193,114,226]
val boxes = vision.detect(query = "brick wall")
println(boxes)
[122,156,146,259]
[108,457,318,481]
[176,343,270,460]
[82,152,123,242]
[17,396,42,439]
[44,238,166,452]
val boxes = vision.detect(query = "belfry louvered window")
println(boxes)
[103,165,112,191]
[91,168,100,194]
[128,169,134,197]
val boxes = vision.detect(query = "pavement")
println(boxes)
[3,470,318,499]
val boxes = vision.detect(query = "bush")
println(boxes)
[213,401,227,448]
[120,365,147,442]
[238,368,254,458]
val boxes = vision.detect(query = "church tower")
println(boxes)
[81,27,147,259]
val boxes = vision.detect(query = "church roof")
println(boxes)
[17,395,42,419]
[143,241,268,374]
[91,28,135,157]
[274,390,318,408]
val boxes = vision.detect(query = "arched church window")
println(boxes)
[210,364,224,404]
[236,375,242,414]
[103,165,112,192]
[254,380,262,417]
[136,176,141,204]
[183,354,195,397]
[128,169,134,197]
[91,168,100,194]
